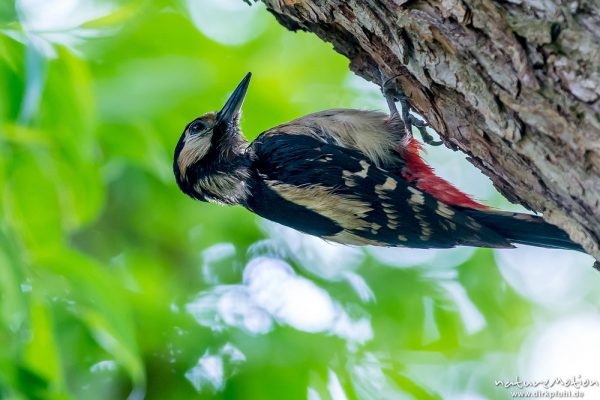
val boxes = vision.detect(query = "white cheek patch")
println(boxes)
[178,133,212,178]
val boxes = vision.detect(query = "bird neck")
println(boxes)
[192,134,252,206]
[215,129,249,159]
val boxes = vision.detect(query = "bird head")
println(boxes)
[174,72,252,204]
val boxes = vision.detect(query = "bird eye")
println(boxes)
[189,121,206,134]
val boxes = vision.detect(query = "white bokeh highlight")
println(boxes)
[187,256,373,344]
[255,221,374,302]
[494,245,597,307]
[438,279,486,335]
[519,313,600,396]
[185,343,246,393]
[308,387,322,400]
[186,0,268,46]
[245,257,337,332]
[12,0,116,57]
[327,370,348,400]
[201,242,238,285]
[90,360,117,374]
[348,352,410,400]
[187,286,273,335]
[422,296,441,345]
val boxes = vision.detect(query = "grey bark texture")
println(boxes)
[254,0,600,260]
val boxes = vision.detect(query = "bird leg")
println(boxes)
[408,114,443,146]
[379,70,443,146]
[380,73,410,135]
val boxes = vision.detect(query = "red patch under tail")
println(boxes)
[399,137,488,210]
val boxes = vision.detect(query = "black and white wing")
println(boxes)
[245,132,511,249]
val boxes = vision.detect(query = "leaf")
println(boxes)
[4,149,63,255]
[37,249,145,390]
[0,231,28,354]
[79,1,144,30]
[22,296,65,396]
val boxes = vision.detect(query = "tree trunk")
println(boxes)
[255,0,600,260]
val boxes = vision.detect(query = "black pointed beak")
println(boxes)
[216,72,251,126]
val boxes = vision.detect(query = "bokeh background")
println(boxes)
[1,0,599,399]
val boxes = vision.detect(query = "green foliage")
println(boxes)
[1,1,594,399]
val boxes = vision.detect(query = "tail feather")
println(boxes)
[460,209,584,252]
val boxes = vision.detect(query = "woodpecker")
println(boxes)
[173,72,583,252]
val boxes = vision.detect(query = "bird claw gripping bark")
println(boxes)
[409,115,443,146]
[379,71,443,146]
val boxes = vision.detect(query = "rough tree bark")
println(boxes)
[251,0,600,261]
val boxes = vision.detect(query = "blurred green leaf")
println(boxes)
[80,1,144,30]
[22,296,65,397]
[0,232,28,355]
[37,249,145,389]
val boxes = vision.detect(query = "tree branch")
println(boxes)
[256,0,600,260]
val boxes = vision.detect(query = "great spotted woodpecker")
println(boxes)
[173,73,583,251]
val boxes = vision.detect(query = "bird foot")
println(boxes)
[379,68,442,146]
[409,115,443,146]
